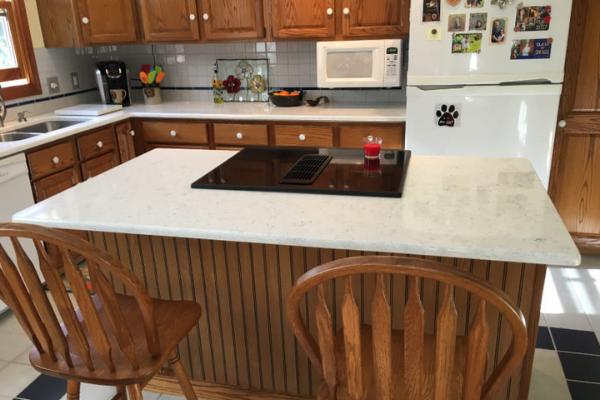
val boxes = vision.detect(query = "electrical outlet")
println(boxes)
[47,77,60,94]
[70,72,80,89]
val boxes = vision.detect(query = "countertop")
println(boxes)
[13,149,581,267]
[0,101,406,159]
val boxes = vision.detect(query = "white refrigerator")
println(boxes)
[406,0,573,188]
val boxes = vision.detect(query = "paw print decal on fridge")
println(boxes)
[435,104,461,127]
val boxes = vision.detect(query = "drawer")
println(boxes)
[32,168,80,202]
[77,127,117,162]
[214,124,269,146]
[339,125,405,150]
[274,125,333,147]
[142,121,208,144]
[28,141,76,181]
[81,152,120,180]
[145,144,210,152]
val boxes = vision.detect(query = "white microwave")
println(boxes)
[317,39,402,88]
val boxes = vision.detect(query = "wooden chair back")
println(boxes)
[287,256,528,400]
[0,223,160,372]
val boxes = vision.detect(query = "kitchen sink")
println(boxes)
[12,119,88,134]
[0,132,42,142]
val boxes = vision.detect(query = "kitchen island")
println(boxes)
[13,149,580,400]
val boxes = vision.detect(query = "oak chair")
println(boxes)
[0,223,201,400]
[287,256,528,400]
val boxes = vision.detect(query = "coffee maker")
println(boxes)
[95,61,131,107]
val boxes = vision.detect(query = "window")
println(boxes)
[0,0,40,100]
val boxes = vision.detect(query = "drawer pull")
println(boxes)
[327,8,333,15]
[190,14,196,20]
[82,17,89,24]
[299,134,306,141]
[558,120,567,128]
[170,130,177,137]
[52,156,59,165]
[236,132,243,139]
[130,130,135,137]
[203,13,209,20]
[343,7,350,15]
[97,141,103,149]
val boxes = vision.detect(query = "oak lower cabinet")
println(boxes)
[141,120,209,150]
[200,0,265,41]
[339,125,405,149]
[341,0,409,38]
[32,168,81,202]
[274,125,334,147]
[138,0,200,42]
[270,0,335,39]
[213,123,269,147]
[115,121,137,163]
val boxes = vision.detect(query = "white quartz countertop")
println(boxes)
[0,101,405,159]
[13,149,581,267]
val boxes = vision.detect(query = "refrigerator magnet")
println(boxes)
[515,6,551,31]
[446,0,461,5]
[452,33,483,54]
[422,0,441,22]
[448,14,466,32]
[510,38,552,60]
[490,18,508,44]
[469,13,488,30]
[427,28,442,40]
[464,0,484,8]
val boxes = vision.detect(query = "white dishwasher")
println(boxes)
[0,153,39,314]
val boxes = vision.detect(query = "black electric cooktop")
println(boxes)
[191,146,411,198]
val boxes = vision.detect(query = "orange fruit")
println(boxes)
[278,90,290,96]
[290,91,300,96]
[273,92,281,96]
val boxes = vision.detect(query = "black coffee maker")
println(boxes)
[95,61,131,107]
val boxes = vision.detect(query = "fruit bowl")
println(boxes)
[268,90,304,107]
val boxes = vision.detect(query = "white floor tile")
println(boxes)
[0,311,24,335]
[79,383,118,400]
[528,349,571,400]
[0,363,40,398]
[142,391,162,400]
[13,347,32,366]
[539,313,548,327]
[542,267,593,331]
[159,395,186,400]
[0,361,7,373]
[0,332,37,362]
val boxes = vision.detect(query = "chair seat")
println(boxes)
[318,324,469,400]
[29,294,201,386]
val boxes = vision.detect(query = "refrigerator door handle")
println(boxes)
[415,85,466,91]
[500,79,553,86]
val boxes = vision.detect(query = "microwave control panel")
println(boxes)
[384,39,401,87]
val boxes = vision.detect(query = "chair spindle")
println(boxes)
[342,275,362,400]
[405,275,425,400]
[435,284,458,400]
[372,273,392,400]
[316,284,337,398]
[462,299,489,400]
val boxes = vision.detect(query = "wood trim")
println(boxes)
[0,0,42,101]
[572,234,600,254]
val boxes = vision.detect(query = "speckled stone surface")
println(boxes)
[13,149,580,266]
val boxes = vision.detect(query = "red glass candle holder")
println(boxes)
[363,136,383,159]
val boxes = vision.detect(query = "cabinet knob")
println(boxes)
[558,120,567,128]
[299,134,306,141]
[190,14,196,21]
[236,132,243,139]
[130,130,135,137]
[203,13,209,20]
[97,141,103,149]
[52,156,59,164]
[343,7,350,15]
[170,130,177,137]
[82,17,89,24]
[327,8,333,15]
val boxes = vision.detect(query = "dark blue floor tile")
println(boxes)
[558,352,600,383]
[537,326,554,350]
[567,381,600,400]
[551,328,600,355]
[16,374,67,400]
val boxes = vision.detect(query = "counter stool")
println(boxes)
[0,223,201,400]
[287,256,528,400]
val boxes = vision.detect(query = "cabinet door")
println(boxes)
[200,0,265,40]
[76,0,138,44]
[115,121,137,163]
[341,0,409,38]
[270,0,335,39]
[139,0,200,42]
[33,169,81,202]
[81,152,120,180]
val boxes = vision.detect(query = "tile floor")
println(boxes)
[0,255,598,400]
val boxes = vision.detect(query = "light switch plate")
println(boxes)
[70,72,80,89]
[47,77,60,94]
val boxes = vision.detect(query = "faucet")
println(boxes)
[0,85,6,128]
[17,111,30,122]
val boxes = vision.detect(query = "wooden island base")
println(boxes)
[87,231,545,400]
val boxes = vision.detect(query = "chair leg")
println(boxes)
[127,384,143,400]
[66,381,80,400]
[168,350,197,400]
[111,386,127,400]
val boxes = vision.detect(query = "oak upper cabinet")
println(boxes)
[200,0,265,41]
[138,0,200,42]
[270,0,335,39]
[76,0,138,44]
[341,0,409,38]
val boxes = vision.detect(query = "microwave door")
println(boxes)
[317,41,385,88]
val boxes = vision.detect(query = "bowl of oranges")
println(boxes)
[268,90,304,107]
